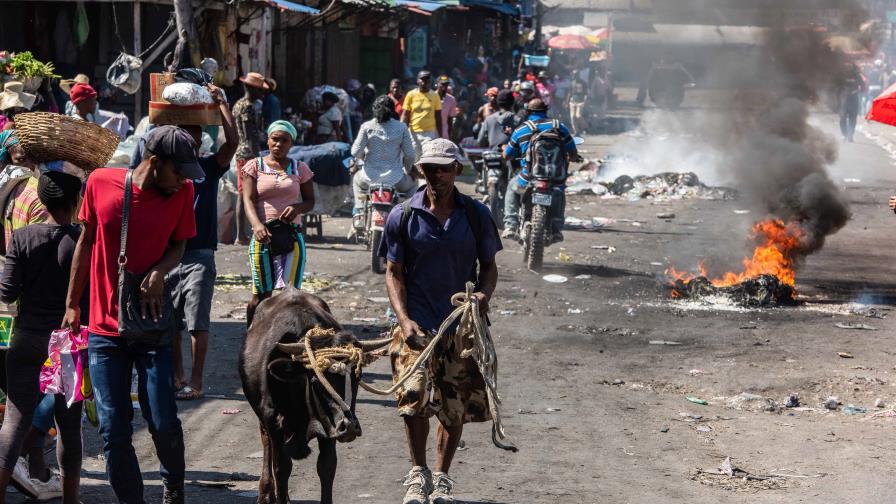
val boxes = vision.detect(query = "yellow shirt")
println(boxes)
[402,89,442,133]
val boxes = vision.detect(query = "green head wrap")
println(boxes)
[267,120,297,142]
[0,130,19,164]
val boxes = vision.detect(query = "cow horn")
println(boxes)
[358,336,393,352]
[276,342,306,355]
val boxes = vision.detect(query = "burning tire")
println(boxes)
[527,204,547,271]
[370,230,386,274]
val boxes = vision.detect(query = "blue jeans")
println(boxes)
[503,182,566,234]
[88,334,184,503]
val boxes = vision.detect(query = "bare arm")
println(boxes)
[62,222,96,330]
[242,169,271,243]
[140,238,186,323]
[474,259,498,315]
[385,260,427,348]
[279,179,315,222]
[211,85,238,169]
[400,108,410,126]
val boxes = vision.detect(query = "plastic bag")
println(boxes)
[106,52,143,95]
[39,328,92,407]
[163,83,213,106]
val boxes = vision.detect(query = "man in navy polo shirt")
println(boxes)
[379,138,502,504]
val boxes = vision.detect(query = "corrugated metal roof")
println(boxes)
[460,0,518,15]
[264,0,320,14]
[543,0,652,10]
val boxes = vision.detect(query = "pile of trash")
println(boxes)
[606,172,736,201]
[565,160,736,201]
[671,274,796,307]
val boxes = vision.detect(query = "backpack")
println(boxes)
[525,119,568,183]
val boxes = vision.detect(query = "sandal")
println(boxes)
[175,386,204,401]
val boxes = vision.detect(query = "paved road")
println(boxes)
[15,108,896,503]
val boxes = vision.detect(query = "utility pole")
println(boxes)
[170,0,197,72]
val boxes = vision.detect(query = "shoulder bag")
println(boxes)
[117,169,174,346]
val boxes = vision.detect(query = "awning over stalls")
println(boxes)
[263,0,320,14]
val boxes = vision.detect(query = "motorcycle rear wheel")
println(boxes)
[527,204,548,272]
[371,230,386,274]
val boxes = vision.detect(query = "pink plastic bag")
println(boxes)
[39,328,91,407]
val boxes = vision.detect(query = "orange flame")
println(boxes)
[667,219,805,288]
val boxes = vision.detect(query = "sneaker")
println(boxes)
[163,487,185,504]
[402,466,432,504]
[430,472,456,504]
[9,457,38,499]
[31,471,62,501]
[501,228,519,241]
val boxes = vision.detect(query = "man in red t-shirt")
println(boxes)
[62,125,199,504]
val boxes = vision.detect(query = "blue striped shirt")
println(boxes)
[503,112,577,174]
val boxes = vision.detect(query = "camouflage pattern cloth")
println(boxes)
[389,325,490,427]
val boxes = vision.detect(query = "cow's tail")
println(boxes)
[492,425,518,453]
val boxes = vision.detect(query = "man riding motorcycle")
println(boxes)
[351,95,418,229]
[477,89,516,149]
[502,98,579,242]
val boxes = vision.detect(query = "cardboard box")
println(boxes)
[148,101,222,126]
[149,73,176,103]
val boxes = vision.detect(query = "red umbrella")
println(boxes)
[866,82,896,126]
[548,35,596,51]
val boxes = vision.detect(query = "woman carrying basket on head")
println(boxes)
[242,120,315,326]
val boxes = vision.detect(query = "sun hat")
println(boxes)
[418,138,461,166]
[239,72,270,90]
[69,83,97,105]
[0,82,36,112]
[59,74,90,96]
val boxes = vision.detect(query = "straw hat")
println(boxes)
[240,72,270,90]
[0,82,37,112]
[59,74,90,96]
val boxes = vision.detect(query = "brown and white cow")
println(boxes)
[239,288,390,504]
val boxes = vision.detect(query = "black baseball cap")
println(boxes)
[144,125,203,180]
[417,70,432,80]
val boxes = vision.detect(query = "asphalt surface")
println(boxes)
[12,103,896,503]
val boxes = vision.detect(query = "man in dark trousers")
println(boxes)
[62,126,200,504]
[379,138,502,504]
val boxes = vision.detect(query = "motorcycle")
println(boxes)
[514,137,584,271]
[355,182,404,274]
[467,146,509,227]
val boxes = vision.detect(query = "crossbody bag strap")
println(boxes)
[119,169,133,272]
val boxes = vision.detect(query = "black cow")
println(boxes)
[239,288,390,504]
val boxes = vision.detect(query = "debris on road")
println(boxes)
[726,393,779,412]
[837,352,854,359]
[542,274,568,284]
[874,398,886,409]
[834,322,878,331]
[842,405,867,415]
[367,297,389,303]
[557,251,573,262]
[222,408,242,415]
[660,426,669,433]
[688,369,706,376]
[649,340,682,345]
[823,397,841,410]
[574,274,592,280]
[656,212,675,219]
[604,172,736,202]
[784,394,800,408]
[545,407,562,413]
[686,396,708,405]
[733,209,751,214]
[671,274,796,307]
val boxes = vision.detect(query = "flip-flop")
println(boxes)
[175,386,204,401]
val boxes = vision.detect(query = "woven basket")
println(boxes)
[13,112,120,171]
